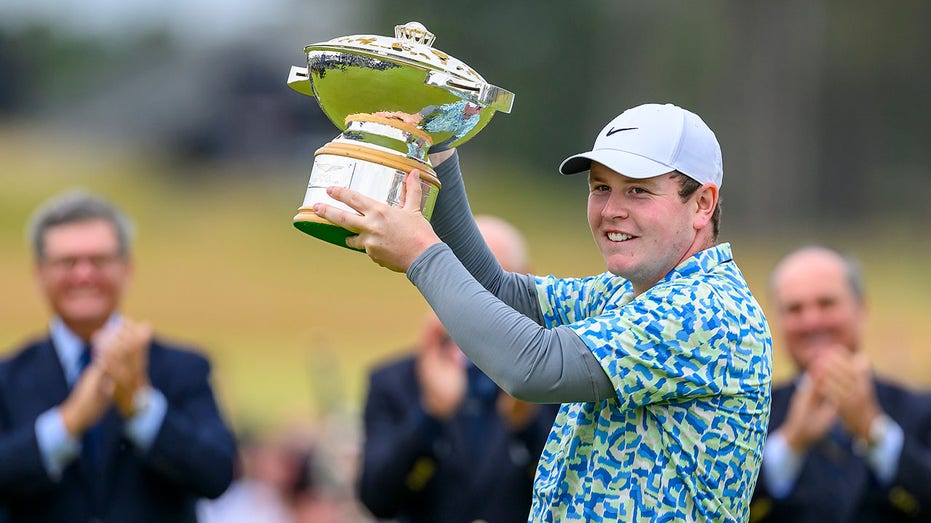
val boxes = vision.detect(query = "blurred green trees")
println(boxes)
[1,0,928,234]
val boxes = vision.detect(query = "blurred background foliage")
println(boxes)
[1,0,929,431]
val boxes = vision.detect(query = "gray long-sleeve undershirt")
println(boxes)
[406,152,615,403]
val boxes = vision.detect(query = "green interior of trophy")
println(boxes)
[293,221,364,252]
[311,64,493,148]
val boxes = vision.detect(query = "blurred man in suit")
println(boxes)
[0,190,236,522]
[751,245,931,522]
[358,216,558,523]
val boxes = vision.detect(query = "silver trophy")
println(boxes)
[287,21,514,250]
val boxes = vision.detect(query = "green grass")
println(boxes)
[2,124,929,433]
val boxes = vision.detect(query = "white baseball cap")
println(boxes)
[559,103,723,188]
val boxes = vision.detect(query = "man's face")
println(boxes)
[34,219,131,334]
[771,249,865,372]
[587,162,700,293]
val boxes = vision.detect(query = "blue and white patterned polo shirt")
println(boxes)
[529,243,772,522]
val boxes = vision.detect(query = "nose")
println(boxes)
[601,191,629,220]
[794,305,828,333]
[71,261,99,280]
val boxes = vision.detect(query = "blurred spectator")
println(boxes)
[751,245,931,522]
[358,216,559,523]
[199,417,373,523]
[0,189,236,522]
[198,422,319,523]
[298,411,375,523]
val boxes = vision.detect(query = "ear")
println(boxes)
[692,184,718,231]
[853,298,868,341]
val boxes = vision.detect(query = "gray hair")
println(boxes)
[838,250,865,301]
[27,189,135,260]
[770,244,865,302]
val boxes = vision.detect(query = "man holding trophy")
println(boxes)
[291,23,771,523]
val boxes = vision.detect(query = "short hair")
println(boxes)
[842,252,866,301]
[770,245,866,302]
[671,171,721,240]
[27,190,134,260]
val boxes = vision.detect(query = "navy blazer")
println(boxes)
[358,354,559,523]
[751,377,931,522]
[0,335,236,523]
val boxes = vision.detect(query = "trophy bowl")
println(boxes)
[287,21,514,250]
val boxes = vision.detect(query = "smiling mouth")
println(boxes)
[800,331,837,347]
[607,232,634,242]
[67,287,103,297]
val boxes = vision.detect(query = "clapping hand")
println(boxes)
[95,319,153,418]
[416,315,467,420]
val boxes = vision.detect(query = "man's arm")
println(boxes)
[887,391,931,512]
[428,152,541,317]
[357,368,444,518]
[0,423,54,495]
[409,244,614,404]
[0,355,110,495]
[314,152,614,403]
[138,350,235,499]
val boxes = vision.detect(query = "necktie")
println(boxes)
[77,344,102,471]
[77,343,104,516]
[77,344,92,374]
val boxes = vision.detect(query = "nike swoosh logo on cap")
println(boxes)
[606,127,638,136]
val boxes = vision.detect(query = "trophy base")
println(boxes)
[293,208,363,251]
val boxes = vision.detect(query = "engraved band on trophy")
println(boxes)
[287,21,514,250]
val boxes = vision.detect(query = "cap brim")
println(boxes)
[559,150,675,178]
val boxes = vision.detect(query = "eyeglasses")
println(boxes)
[41,252,125,272]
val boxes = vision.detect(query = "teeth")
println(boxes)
[607,232,632,242]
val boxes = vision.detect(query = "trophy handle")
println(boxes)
[424,71,514,114]
[288,66,314,97]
